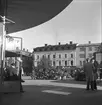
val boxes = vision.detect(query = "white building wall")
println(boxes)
[76,44,100,67]
[33,50,76,67]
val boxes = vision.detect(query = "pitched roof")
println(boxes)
[77,43,101,47]
[33,43,77,52]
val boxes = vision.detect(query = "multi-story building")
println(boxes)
[76,41,101,67]
[33,41,77,67]
[33,41,101,68]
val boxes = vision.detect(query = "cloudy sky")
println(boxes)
[9,0,101,51]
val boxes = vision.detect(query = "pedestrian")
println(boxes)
[83,58,94,90]
[91,59,98,90]
[8,63,18,81]
[99,61,102,80]
[31,70,36,80]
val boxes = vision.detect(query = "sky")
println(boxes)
[9,0,102,51]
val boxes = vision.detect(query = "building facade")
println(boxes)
[33,42,77,67]
[76,41,101,67]
[33,41,101,68]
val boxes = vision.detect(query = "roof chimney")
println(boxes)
[58,42,61,45]
[23,48,25,51]
[45,44,47,46]
[88,41,91,44]
[70,41,73,44]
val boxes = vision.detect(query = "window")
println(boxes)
[53,61,55,66]
[65,61,67,66]
[83,61,85,65]
[80,61,82,66]
[50,61,52,66]
[59,54,61,58]
[80,47,86,51]
[37,55,39,59]
[71,54,73,58]
[48,55,50,59]
[79,54,85,58]
[65,54,67,58]
[88,47,92,51]
[88,53,93,58]
[59,61,61,66]
[53,54,56,58]
[71,60,73,66]
[42,55,44,58]
[95,46,98,51]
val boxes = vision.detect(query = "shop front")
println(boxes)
[0,50,22,93]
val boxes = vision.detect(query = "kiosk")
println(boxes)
[0,50,21,93]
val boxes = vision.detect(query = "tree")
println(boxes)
[37,56,52,70]
[22,56,33,74]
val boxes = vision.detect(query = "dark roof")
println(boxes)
[5,50,20,57]
[33,44,76,52]
[5,50,32,57]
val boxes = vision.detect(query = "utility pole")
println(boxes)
[0,16,6,85]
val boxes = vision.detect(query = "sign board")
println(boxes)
[5,37,21,51]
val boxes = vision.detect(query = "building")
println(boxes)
[33,41,77,67]
[76,41,101,67]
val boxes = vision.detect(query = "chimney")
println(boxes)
[23,48,25,51]
[88,41,91,44]
[45,44,47,46]
[16,47,19,50]
[58,42,61,45]
[70,41,73,44]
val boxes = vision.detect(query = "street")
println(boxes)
[1,78,102,105]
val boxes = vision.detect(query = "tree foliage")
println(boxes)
[37,56,52,70]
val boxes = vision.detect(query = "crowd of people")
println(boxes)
[30,58,102,91]
[30,67,73,80]
[2,59,102,92]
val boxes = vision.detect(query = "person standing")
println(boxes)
[83,58,94,90]
[91,59,98,90]
[99,61,102,80]
[31,70,36,80]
